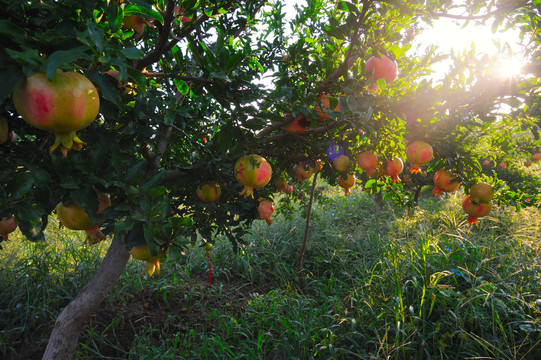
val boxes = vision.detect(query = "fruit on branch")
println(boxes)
[337,173,356,195]
[12,70,100,156]
[129,243,167,277]
[482,159,492,167]
[0,216,17,241]
[274,176,289,192]
[498,162,506,168]
[432,169,460,196]
[333,154,351,172]
[292,160,321,182]
[122,15,149,38]
[462,195,492,226]
[385,157,404,183]
[258,198,275,225]
[56,189,111,245]
[470,182,494,203]
[406,140,433,174]
[356,151,379,177]
[532,153,541,162]
[284,114,311,133]
[365,54,398,85]
[315,93,340,122]
[235,155,272,198]
[197,183,221,203]
[0,116,8,144]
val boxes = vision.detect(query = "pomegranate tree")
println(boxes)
[234,154,272,198]
[337,173,356,195]
[470,182,494,203]
[356,151,379,177]
[56,189,111,245]
[12,70,100,156]
[197,183,221,203]
[258,198,275,225]
[129,244,167,277]
[0,216,17,241]
[333,154,351,172]
[365,54,399,84]
[385,157,404,183]
[432,169,460,196]
[406,140,433,173]
[462,195,492,225]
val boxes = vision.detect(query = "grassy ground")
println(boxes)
[1,186,541,359]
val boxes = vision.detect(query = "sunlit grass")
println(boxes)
[1,188,541,359]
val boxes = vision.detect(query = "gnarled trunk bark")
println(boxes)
[42,239,130,360]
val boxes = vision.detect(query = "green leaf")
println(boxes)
[121,47,144,60]
[0,20,28,44]
[8,173,35,199]
[173,78,189,94]
[45,47,92,79]
[85,70,123,110]
[124,4,164,24]
[126,67,147,93]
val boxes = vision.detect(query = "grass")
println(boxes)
[1,186,541,359]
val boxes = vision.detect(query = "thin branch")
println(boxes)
[143,71,214,84]
[427,1,531,21]
[263,119,350,142]
[135,0,176,71]
[232,0,267,38]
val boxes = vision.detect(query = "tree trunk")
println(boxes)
[374,190,384,212]
[42,239,130,360]
[296,172,318,291]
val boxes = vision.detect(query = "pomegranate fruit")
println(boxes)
[532,153,541,162]
[274,176,289,192]
[292,160,320,182]
[56,189,111,245]
[122,15,149,38]
[234,154,272,198]
[385,157,404,183]
[337,173,356,195]
[333,154,351,172]
[12,70,100,156]
[0,116,8,144]
[432,169,460,196]
[315,93,340,122]
[129,243,167,277]
[365,54,399,84]
[462,195,492,225]
[284,114,311,133]
[482,159,492,167]
[406,140,433,174]
[258,198,275,225]
[356,151,379,177]
[197,183,221,203]
[470,182,494,203]
[0,216,17,241]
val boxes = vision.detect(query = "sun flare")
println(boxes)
[492,57,525,78]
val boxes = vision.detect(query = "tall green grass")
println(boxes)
[1,188,541,359]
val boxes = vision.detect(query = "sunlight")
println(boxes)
[491,56,525,78]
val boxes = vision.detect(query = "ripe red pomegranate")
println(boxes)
[356,151,379,177]
[258,199,275,225]
[197,183,221,203]
[12,70,100,156]
[0,116,8,144]
[385,157,404,183]
[315,93,340,122]
[333,154,351,172]
[235,155,272,198]
[482,159,492,167]
[337,173,356,195]
[56,189,111,245]
[470,182,494,203]
[432,169,460,196]
[462,195,492,225]
[532,153,541,162]
[284,114,311,133]
[406,140,433,173]
[365,54,399,84]
[0,216,17,241]
[129,243,167,277]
